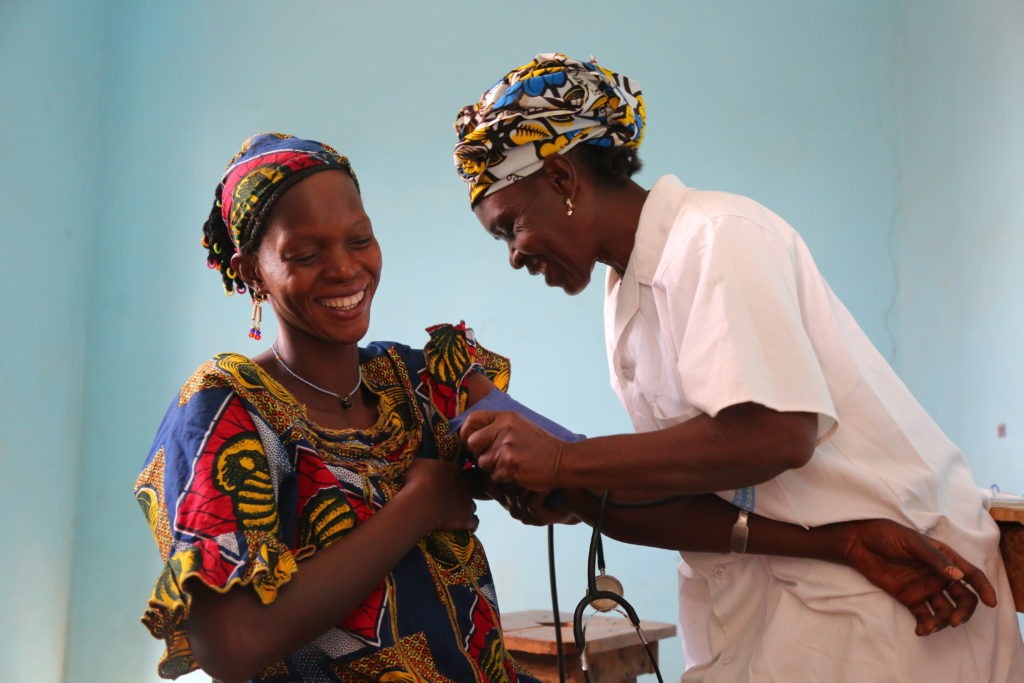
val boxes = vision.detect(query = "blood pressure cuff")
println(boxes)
[448,388,587,443]
[450,389,585,510]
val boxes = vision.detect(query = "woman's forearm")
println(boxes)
[186,489,437,683]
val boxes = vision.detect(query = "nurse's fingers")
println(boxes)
[908,601,939,636]
[957,564,997,608]
[460,410,498,442]
[479,451,516,483]
[460,411,501,462]
[944,579,981,627]
[925,591,956,632]
[895,575,949,607]
[933,540,997,608]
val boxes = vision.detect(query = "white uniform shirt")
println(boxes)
[604,175,1023,682]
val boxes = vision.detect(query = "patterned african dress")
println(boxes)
[135,323,538,682]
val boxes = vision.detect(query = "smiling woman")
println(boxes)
[133,133,542,683]
[472,150,648,295]
[233,171,381,378]
[451,53,1024,683]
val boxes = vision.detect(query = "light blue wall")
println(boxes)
[897,0,1024,495]
[63,3,901,681]
[1,1,1019,682]
[0,2,104,681]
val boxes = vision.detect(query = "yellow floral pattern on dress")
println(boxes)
[136,324,527,682]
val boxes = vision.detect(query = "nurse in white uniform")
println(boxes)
[452,53,1024,682]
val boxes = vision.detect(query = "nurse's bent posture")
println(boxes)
[454,53,1024,682]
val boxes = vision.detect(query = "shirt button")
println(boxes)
[713,567,726,580]
[620,364,635,381]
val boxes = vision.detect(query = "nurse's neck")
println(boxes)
[595,181,649,277]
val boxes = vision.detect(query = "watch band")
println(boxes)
[729,509,750,554]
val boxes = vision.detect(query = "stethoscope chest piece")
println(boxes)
[588,573,624,612]
[560,491,665,683]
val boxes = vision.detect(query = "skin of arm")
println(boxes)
[462,401,817,494]
[459,393,995,636]
[491,483,993,637]
[557,489,994,636]
[563,402,817,492]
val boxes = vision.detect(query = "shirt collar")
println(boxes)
[605,176,690,346]
[606,174,690,296]
[628,174,689,285]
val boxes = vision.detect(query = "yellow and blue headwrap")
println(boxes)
[453,53,645,206]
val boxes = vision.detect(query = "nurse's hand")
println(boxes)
[462,461,576,525]
[827,519,997,636]
[460,410,569,491]
[495,485,579,526]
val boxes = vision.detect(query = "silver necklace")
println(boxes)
[271,345,362,410]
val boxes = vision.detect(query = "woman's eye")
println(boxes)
[351,236,374,249]
[289,253,317,263]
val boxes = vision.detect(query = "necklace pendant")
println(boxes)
[271,344,361,410]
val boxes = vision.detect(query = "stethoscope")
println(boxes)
[447,397,669,680]
[547,491,665,683]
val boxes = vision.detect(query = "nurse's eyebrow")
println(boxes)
[488,210,514,240]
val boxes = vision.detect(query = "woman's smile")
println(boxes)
[318,287,366,312]
[245,170,382,345]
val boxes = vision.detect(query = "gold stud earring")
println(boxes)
[564,196,574,216]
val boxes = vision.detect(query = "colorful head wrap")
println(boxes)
[453,53,645,206]
[218,132,357,251]
[202,132,357,295]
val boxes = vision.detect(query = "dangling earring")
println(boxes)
[248,292,266,340]
[564,196,574,216]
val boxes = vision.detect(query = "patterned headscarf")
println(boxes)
[453,53,645,206]
[220,132,357,251]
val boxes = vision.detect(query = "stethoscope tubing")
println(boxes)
[547,491,664,683]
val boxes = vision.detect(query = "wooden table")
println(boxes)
[991,503,1024,612]
[502,609,676,683]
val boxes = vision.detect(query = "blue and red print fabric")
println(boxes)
[135,323,534,682]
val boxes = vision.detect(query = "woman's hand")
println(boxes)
[460,410,569,491]
[401,459,479,533]
[187,458,481,683]
[824,518,997,635]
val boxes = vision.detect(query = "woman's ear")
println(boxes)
[540,154,579,198]
[231,252,262,294]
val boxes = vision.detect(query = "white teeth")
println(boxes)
[321,289,365,311]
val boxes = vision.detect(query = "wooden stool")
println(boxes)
[502,609,676,683]
[991,502,1024,612]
